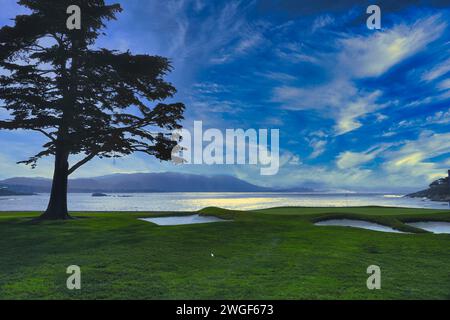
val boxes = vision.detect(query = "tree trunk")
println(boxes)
[40,148,71,220]
[40,36,80,220]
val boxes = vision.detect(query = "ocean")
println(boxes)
[0,192,449,212]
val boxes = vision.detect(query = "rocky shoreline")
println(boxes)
[407,189,450,202]
[407,171,450,202]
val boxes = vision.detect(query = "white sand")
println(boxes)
[315,219,405,233]
[406,222,450,234]
[140,214,228,226]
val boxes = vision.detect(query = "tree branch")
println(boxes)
[68,153,97,175]
[32,129,56,142]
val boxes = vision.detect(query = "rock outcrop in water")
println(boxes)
[92,193,109,197]
[407,170,450,202]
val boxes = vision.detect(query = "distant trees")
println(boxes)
[430,177,449,188]
[0,0,185,220]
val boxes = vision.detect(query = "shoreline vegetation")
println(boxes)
[0,206,449,299]
[407,171,450,202]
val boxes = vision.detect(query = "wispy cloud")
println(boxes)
[336,144,391,170]
[422,57,450,82]
[338,15,446,78]
[311,14,335,32]
[383,131,450,181]
[272,14,447,137]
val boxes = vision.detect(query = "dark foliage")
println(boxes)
[0,0,185,219]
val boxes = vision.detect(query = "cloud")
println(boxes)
[272,15,447,135]
[255,132,449,191]
[272,80,355,111]
[336,144,390,169]
[312,14,335,32]
[257,0,450,16]
[104,0,265,71]
[332,132,449,188]
[425,109,450,124]
[383,131,450,181]
[163,0,266,65]
[438,79,450,91]
[274,42,319,64]
[192,82,229,94]
[258,71,297,82]
[422,57,450,82]
[337,151,376,169]
[273,81,386,135]
[306,131,329,159]
[338,15,446,78]
[334,90,385,134]
[309,139,327,158]
[384,108,450,135]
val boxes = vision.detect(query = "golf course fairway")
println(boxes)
[0,206,449,300]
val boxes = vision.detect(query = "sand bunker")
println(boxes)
[406,222,450,234]
[140,214,228,226]
[315,219,405,233]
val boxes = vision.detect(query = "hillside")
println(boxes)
[0,172,277,193]
[407,171,450,201]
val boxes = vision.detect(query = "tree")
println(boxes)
[0,0,185,220]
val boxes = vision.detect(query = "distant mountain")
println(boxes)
[273,186,315,192]
[407,170,450,202]
[0,177,101,193]
[0,172,279,193]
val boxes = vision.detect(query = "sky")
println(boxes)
[0,0,449,192]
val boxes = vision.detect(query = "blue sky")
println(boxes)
[0,0,449,191]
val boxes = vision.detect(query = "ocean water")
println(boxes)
[0,192,449,212]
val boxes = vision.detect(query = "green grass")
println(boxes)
[0,206,449,300]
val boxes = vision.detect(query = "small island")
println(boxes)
[407,170,450,202]
[92,193,109,197]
